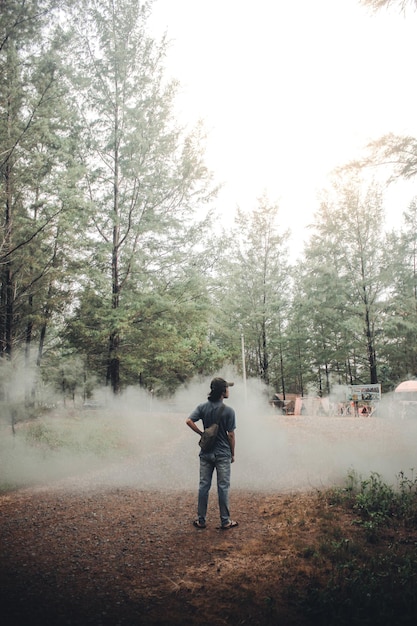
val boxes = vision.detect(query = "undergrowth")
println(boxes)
[3,421,417,625]
[296,470,417,626]
[332,468,417,538]
[21,418,126,457]
[0,416,130,492]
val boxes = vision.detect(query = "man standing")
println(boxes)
[186,377,238,530]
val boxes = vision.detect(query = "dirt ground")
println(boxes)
[1,484,321,626]
[2,412,417,625]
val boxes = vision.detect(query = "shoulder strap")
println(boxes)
[214,404,226,425]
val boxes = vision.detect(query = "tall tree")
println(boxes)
[0,0,82,373]
[338,181,388,384]
[291,239,348,395]
[379,197,417,384]
[68,0,216,393]
[284,271,312,397]
[0,0,43,358]
[294,177,389,390]
[217,195,290,387]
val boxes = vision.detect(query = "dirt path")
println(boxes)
[1,484,309,626]
[2,413,416,625]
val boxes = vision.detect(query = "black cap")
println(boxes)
[210,377,234,395]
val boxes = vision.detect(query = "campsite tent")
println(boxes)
[395,380,417,393]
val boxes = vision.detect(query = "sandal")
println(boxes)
[221,520,239,530]
[193,520,206,529]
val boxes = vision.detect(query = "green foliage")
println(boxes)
[294,176,388,390]
[216,195,291,387]
[0,0,88,375]
[303,548,417,625]
[41,352,97,403]
[3,0,417,401]
[338,466,415,524]
[329,469,417,536]
[378,200,417,386]
[66,272,223,394]
[22,417,126,457]
[297,470,417,625]
[63,0,217,393]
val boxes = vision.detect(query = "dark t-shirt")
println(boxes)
[189,400,236,456]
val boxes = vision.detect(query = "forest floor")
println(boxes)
[2,411,417,625]
[0,483,360,626]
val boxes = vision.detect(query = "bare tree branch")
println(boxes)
[340,133,417,183]
[0,207,62,263]
[360,0,417,13]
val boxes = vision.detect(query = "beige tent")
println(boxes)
[395,380,417,393]
[395,380,417,417]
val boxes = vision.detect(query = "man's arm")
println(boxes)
[227,430,235,463]
[186,417,203,436]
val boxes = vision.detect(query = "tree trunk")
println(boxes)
[107,332,120,394]
[2,38,16,359]
[107,112,121,394]
[365,306,378,384]
[318,367,323,397]
[325,362,330,395]
[297,341,304,396]
[3,163,13,358]
[25,294,35,405]
[279,343,286,400]
[261,320,269,384]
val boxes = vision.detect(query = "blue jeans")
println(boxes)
[198,452,231,527]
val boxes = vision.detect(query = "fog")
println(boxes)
[1,372,417,494]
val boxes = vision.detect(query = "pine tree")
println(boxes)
[217,195,290,387]
[379,198,417,384]
[0,0,82,372]
[67,0,215,393]
[295,176,389,389]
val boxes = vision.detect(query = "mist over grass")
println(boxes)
[1,371,417,494]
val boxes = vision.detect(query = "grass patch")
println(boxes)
[293,470,417,625]
[0,414,133,492]
[231,473,417,625]
[22,417,127,457]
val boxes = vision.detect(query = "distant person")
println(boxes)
[186,377,238,530]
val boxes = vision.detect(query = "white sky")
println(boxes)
[149,0,417,257]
